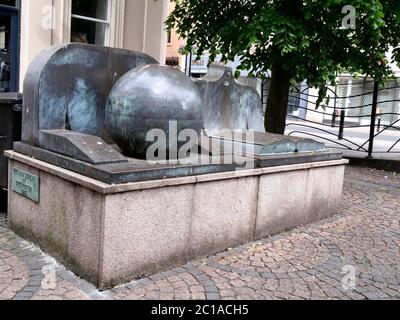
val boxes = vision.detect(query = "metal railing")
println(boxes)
[262,78,400,157]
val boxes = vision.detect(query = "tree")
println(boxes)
[167,0,400,134]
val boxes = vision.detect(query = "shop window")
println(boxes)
[71,0,110,45]
[166,57,179,67]
[0,1,17,7]
[0,0,19,92]
[167,28,172,44]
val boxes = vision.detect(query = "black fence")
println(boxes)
[262,77,400,157]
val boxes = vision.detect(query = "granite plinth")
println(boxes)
[6,150,347,289]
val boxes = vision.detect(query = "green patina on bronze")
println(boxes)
[11,168,40,203]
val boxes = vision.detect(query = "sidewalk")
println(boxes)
[1,166,400,300]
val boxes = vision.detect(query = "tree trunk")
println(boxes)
[264,63,292,134]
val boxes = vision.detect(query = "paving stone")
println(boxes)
[14,291,33,298]
[1,166,400,300]
[206,293,220,300]
[23,286,40,293]
[149,274,164,282]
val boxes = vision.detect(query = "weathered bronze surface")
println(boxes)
[206,130,325,156]
[22,43,157,147]
[195,65,326,155]
[194,65,265,135]
[106,64,204,158]
[39,130,127,165]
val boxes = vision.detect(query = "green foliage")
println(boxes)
[167,0,400,107]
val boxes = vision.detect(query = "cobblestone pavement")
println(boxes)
[0,166,399,300]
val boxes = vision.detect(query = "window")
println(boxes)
[0,0,19,92]
[167,28,172,44]
[166,57,179,67]
[0,0,18,7]
[71,0,110,45]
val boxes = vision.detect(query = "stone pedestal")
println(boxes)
[6,151,347,289]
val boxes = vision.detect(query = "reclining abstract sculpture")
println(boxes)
[7,44,346,289]
[16,43,331,174]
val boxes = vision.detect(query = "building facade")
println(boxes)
[0,0,169,92]
[165,0,185,69]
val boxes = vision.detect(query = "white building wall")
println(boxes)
[19,0,53,90]
[19,0,168,90]
[305,88,324,123]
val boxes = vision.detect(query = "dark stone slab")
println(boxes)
[13,142,342,185]
[255,151,343,168]
[39,130,127,165]
[194,65,265,134]
[204,131,326,156]
[206,132,296,155]
[13,142,253,185]
[200,132,340,169]
[22,43,158,147]
[284,134,326,153]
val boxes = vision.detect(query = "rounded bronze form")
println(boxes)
[106,64,204,159]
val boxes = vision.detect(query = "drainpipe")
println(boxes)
[142,0,148,53]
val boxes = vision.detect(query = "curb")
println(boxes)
[345,156,400,173]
